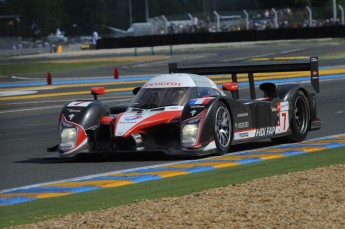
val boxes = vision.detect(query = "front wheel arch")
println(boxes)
[213,101,233,155]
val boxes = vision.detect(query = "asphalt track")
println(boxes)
[2,134,345,205]
[0,39,345,191]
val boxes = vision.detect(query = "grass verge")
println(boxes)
[1,147,345,228]
[0,55,169,76]
[0,62,117,77]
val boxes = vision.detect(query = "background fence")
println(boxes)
[1,6,344,55]
[97,25,345,49]
[120,6,345,37]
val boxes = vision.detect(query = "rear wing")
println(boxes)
[168,57,319,100]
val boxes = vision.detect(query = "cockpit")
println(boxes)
[130,87,191,109]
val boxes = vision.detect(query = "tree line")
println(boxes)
[0,0,342,38]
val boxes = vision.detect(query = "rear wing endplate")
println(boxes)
[169,57,319,99]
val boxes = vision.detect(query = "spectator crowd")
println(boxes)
[160,7,343,35]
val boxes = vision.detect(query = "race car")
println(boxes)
[47,57,321,158]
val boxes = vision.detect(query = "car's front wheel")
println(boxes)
[214,101,232,155]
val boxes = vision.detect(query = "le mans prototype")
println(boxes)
[47,57,321,158]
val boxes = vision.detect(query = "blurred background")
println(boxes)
[0,0,344,54]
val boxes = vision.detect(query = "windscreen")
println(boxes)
[130,87,191,109]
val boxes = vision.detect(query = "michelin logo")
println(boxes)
[239,132,249,138]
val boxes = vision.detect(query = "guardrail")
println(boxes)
[97,26,345,49]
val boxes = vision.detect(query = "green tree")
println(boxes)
[61,0,108,36]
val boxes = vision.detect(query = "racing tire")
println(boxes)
[214,101,232,155]
[271,90,310,143]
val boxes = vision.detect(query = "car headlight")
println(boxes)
[60,127,77,150]
[182,124,199,145]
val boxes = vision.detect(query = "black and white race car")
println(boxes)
[47,57,321,158]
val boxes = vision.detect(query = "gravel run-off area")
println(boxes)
[10,163,345,229]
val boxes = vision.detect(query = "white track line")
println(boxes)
[221,53,276,62]
[279,48,305,54]
[1,133,344,194]
[0,98,132,114]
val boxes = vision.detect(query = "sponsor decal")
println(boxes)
[116,110,182,137]
[234,128,256,140]
[281,102,289,111]
[124,115,142,121]
[165,106,183,110]
[312,70,319,79]
[190,105,206,109]
[237,113,248,118]
[190,110,197,116]
[189,98,213,106]
[239,132,249,138]
[67,101,92,107]
[145,82,182,87]
[235,121,249,129]
[276,111,289,134]
[255,126,276,137]
[67,109,81,113]
[271,104,277,112]
[68,114,75,121]
[277,102,289,112]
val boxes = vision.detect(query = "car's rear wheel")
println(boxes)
[214,101,232,155]
[271,90,310,143]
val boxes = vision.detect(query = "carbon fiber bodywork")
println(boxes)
[47,57,321,158]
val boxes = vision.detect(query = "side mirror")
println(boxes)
[222,83,238,91]
[91,87,105,100]
[222,83,240,99]
[133,87,141,95]
[222,83,239,100]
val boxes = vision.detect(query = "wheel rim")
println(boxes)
[215,106,231,148]
[294,96,308,134]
